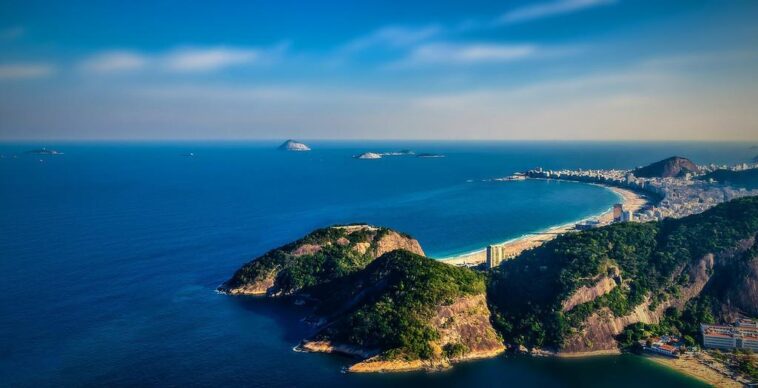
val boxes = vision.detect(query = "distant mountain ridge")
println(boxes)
[699,168,758,190]
[632,156,700,178]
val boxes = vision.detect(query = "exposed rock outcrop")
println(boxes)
[223,273,276,296]
[431,294,505,360]
[297,340,377,359]
[374,230,424,258]
[562,275,619,312]
[561,252,717,354]
[301,293,504,373]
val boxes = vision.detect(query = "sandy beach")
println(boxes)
[644,354,743,387]
[440,183,649,266]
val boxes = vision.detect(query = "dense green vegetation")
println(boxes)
[488,196,758,349]
[698,168,758,189]
[223,226,395,294]
[312,250,486,361]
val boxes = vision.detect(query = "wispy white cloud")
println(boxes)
[334,0,615,65]
[80,51,148,73]
[162,47,261,72]
[0,26,25,40]
[497,0,616,24]
[79,44,286,75]
[415,43,537,63]
[341,25,442,52]
[0,63,55,80]
[391,43,538,68]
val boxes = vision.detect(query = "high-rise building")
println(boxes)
[486,245,505,269]
[613,204,623,222]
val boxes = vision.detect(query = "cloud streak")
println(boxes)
[394,43,538,67]
[80,51,148,73]
[163,47,261,72]
[341,25,442,52]
[497,0,616,24]
[335,0,616,66]
[79,45,286,75]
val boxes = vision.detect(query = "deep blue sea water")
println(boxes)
[1,141,753,387]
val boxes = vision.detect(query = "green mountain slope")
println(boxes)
[488,196,758,353]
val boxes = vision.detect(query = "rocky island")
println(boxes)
[219,224,504,372]
[354,152,382,160]
[221,198,758,380]
[278,139,311,152]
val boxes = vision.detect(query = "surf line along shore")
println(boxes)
[438,184,649,266]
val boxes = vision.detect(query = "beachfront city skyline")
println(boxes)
[1,0,757,141]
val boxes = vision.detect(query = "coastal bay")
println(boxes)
[440,184,649,266]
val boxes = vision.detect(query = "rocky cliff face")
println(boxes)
[562,270,620,313]
[733,258,758,316]
[561,244,750,354]
[632,156,700,178]
[219,225,423,296]
[312,293,505,373]
[293,250,503,373]
[709,236,758,317]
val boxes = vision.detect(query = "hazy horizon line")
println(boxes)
[1,138,756,144]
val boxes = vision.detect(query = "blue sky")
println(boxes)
[1,0,757,140]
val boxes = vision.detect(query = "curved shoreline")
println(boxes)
[438,182,649,266]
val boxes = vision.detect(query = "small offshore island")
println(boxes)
[278,139,311,151]
[353,149,445,159]
[220,157,758,385]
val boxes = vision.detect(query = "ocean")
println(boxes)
[1,141,753,387]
